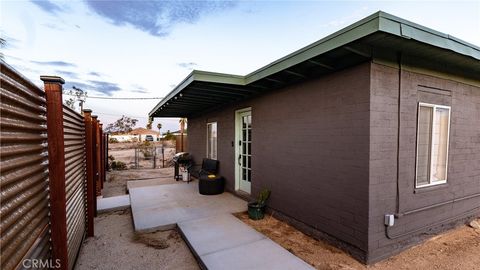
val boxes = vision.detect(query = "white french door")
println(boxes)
[235,109,251,194]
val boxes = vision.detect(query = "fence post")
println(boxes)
[99,123,104,188]
[42,75,68,270]
[83,109,95,237]
[92,116,101,199]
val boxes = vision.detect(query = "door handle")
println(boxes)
[238,155,241,165]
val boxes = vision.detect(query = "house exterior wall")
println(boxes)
[368,62,480,263]
[188,63,371,255]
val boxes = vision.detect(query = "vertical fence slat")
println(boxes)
[42,75,69,270]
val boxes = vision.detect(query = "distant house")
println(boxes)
[129,128,160,142]
[109,128,160,142]
[148,12,480,263]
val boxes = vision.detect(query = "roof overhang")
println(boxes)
[149,11,480,118]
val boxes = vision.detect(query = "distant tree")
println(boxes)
[65,97,76,110]
[105,115,138,134]
[63,86,87,112]
[157,123,162,138]
[163,130,175,140]
[146,119,152,129]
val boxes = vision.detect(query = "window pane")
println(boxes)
[207,123,217,159]
[431,107,449,182]
[416,106,433,186]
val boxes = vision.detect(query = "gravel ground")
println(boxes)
[236,212,480,270]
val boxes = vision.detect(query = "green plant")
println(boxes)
[111,160,127,170]
[138,141,154,159]
[256,189,271,206]
[109,137,119,143]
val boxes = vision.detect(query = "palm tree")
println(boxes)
[157,123,162,140]
[179,118,187,152]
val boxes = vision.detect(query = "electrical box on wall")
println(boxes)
[385,214,395,226]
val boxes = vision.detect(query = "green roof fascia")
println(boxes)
[150,11,480,117]
[376,11,480,59]
[148,70,245,116]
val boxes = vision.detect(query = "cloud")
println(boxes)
[42,23,66,31]
[88,71,101,77]
[178,62,197,69]
[85,0,237,37]
[30,0,64,14]
[64,81,92,92]
[130,84,149,94]
[55,70,79,79]
[31,60,77,67]
[63,79,122,96]
[89,80,121,95]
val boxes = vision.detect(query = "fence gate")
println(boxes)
[62,106,87,270]
[1,63,52,270]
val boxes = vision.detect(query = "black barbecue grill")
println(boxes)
[173,152,193,181]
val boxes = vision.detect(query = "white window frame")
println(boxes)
[415,102,451,188]
[206,122,217,160]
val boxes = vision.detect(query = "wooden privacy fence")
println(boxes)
[1,62,107,270]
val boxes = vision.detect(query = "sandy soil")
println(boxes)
[109,147,177,170]
[236,212,480,270]
[103,168,175,197]
[76,209,199,270]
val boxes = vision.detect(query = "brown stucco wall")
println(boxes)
[188,62,372,256]
[368,62,480,263]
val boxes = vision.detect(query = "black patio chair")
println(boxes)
[192,158,224,195]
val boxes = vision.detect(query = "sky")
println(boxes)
[1,0,479,132]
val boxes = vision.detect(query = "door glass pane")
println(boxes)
[242,168,247,181]
[248,156,251,168]
[242,142,246,154]
[431,107,449,182]
[242,129,246,141]
[242,155,246,167]
[247,170,251,182]
[417,106,433,186]
[248,142,251,154]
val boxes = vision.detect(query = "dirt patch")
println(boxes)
[76,209,199,270]
[133,230,175,250]
[102,168,175,197]
[235,212,480,270]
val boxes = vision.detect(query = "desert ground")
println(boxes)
[76,143,480,270]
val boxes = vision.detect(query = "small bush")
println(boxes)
[109,137,119,143]
[111,160,127,170]
[138,141,154,159]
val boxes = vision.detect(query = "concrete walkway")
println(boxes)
[178,214,314,270]
[97,195,130,213]
[129,182,314,270]
[129,182,246,232]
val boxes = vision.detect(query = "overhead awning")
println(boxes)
[149,11,480,118]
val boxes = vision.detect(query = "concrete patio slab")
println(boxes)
[200,238,314,270]
[129,183,246,232]
[178,214,314,270]
[126,178,179,191]
[97,195,130,213]
[178,214,266,256]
